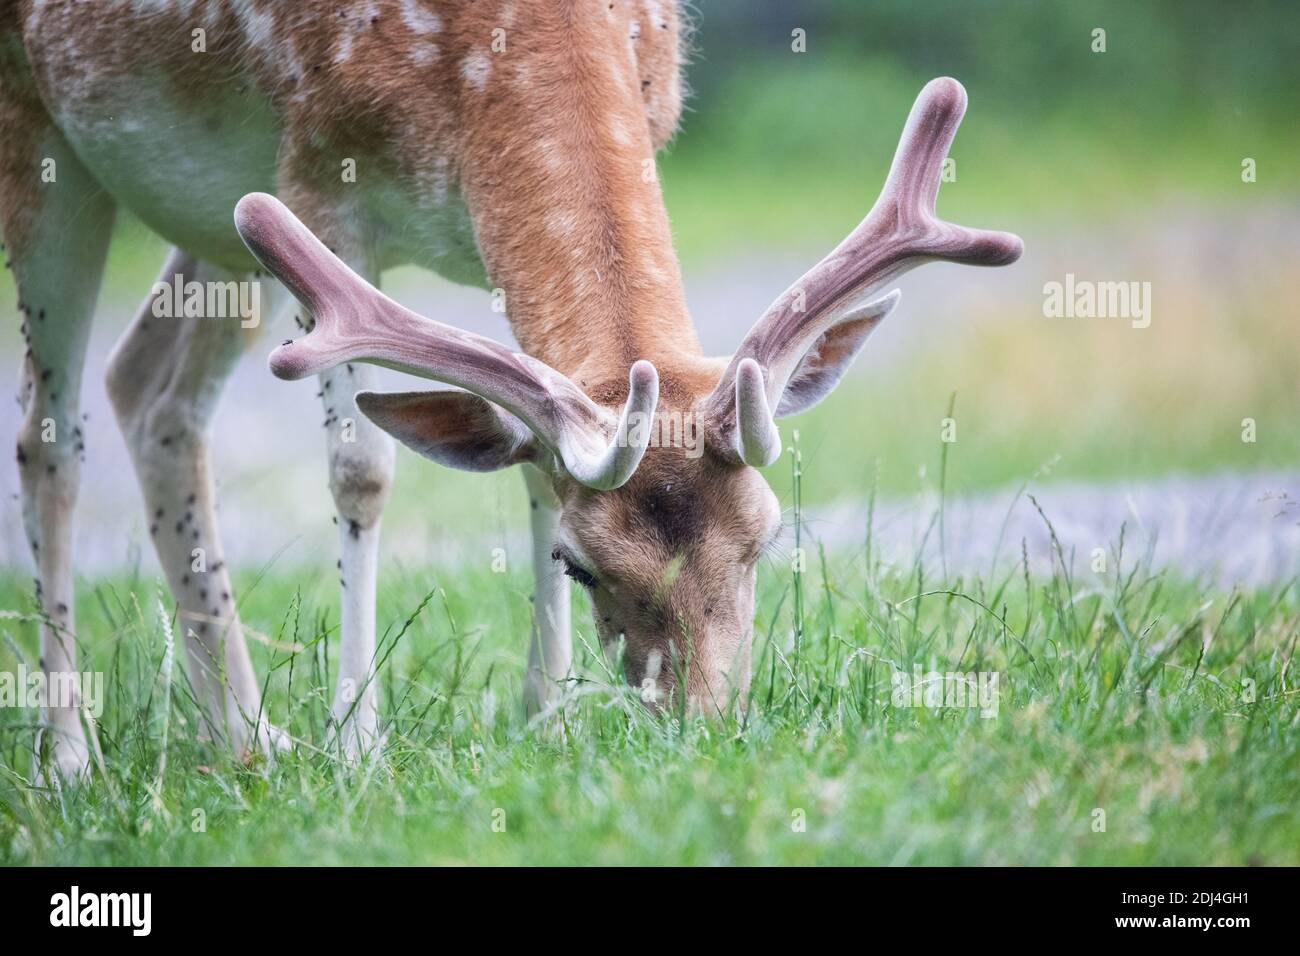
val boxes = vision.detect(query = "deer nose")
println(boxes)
[681,629,752,714]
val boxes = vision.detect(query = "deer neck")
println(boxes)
[454,9,698,388]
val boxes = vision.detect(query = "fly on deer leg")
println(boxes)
[321,358,395,758]
[108,252,290,759]
[4,126,115,783]
[255,182,397,759]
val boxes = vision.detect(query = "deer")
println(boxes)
[1,0,1020,782]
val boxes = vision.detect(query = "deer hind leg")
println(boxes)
[106,250,286,757]
[3,120,115,781]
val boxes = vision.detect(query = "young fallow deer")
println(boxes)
[2,0,1020,780]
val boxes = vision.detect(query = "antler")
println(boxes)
[233,193,659,490]
[704,77,1023,466]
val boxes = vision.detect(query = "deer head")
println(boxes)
[235,78,1022,714]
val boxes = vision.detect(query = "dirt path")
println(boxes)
[804,470,1300,588]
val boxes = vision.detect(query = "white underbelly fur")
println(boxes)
[51,71,485,285]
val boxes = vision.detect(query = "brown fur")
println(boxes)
[556,444,779,707]
[3,1,702,375]
[0,11,45,253]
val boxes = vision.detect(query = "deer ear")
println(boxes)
[355,390,539,472]
[773,290,901,418]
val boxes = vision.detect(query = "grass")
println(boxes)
[1,442,1296,866]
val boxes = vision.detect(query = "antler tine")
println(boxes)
[569,359,660,490]
[733,358,781,467]
[236,192,507,387]
[233,193,659,490]
[877,77,1023,265]
[730,290,900,468]
[703,78,1022,465]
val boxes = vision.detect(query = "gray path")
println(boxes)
[1,209,1297,586]
[805,470,1300,588]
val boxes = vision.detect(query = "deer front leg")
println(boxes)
[266,174,396,758]
[321,358,394,757]
[522,464,572,716]
[107,250,286,757]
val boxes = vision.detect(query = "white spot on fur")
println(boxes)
[281,36,305,88]
[334,3,380,64]
[629,20,641,40]
[24,0,47,34]
[334,29,355,64]
[400,0,442,35]
[134,0,196,14]
[610,57,626,85]
[609,116,632,146]
[642,252,669,284]
[461,51,492,91]
[231,0,275,54]
[545,210,578,238]
[645,0,666,30]
[409,42,439,66]
[537,139,564,172]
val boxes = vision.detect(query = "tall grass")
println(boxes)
[0,440,1295,865]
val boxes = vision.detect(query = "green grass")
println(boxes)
[1,458,1296,866]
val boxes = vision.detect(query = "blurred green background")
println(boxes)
[1,0,1298,555]
[659,0,1300,508]
[664,0,1300,256]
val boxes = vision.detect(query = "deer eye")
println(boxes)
[552,547,598,589]
[563,561,598,589]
